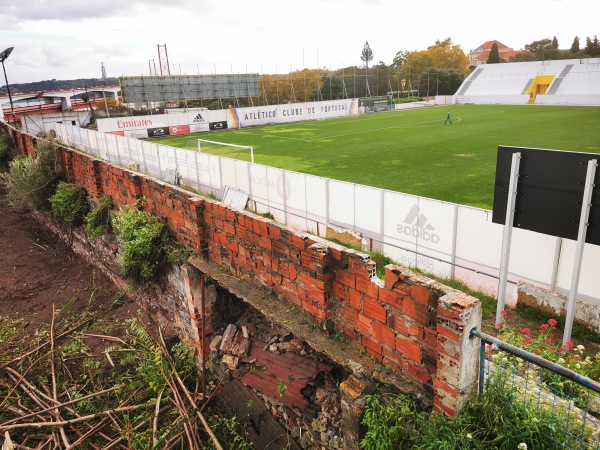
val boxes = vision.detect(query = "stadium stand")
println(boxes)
[454,58,600,105]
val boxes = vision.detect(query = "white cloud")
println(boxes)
[0,0,598,84]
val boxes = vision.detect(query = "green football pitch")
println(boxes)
[150,105,600,209]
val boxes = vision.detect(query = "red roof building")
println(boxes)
[468,40,525,65]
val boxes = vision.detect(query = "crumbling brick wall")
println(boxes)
[3,124,482,415]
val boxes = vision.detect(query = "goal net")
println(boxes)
[184,138,254,163]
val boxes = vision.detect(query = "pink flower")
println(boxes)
[565,340,574,350]
[539,324,549,331]
[572,355,582,361]
[548,318,557,328]
[501,310,508,317]
[534,348,541,354]
[544,338,551,344]
[496,323,503,329]
[520,328,531,335]
[524,337,534,346]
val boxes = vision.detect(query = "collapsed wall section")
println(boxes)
[7,126,482,416]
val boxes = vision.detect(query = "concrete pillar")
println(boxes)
[434,290,482,415]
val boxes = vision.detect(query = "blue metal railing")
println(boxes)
[470,328,600,449]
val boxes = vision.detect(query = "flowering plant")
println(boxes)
[492,311,600,403]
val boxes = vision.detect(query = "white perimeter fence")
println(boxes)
[54,123,600,307]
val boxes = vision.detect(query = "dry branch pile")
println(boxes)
[0,300,225,450]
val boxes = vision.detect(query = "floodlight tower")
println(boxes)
[157,44,171,75]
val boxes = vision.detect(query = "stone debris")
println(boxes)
[210,308,345,449]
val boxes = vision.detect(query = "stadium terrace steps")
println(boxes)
[454,58,600,104]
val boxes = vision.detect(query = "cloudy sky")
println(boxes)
[0,0,597,85]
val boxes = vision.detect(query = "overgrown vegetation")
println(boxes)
[0,129,17,167]
[49,182,89,226]
[113,202,183,286]
[360,371,593,449]
[85,195,114,239]
[0,296,247,449]
[4,136,62,211]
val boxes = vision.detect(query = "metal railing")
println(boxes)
[471,328,600,449]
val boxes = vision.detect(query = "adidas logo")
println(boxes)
[396,204,440,243]
[193,113,205,123]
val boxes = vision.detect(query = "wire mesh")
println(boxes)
[481,341,600,449]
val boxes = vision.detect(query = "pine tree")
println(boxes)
[487,43,500,64]
[570,36,580,53]
[361,42,374,97]
[552,36,559,49]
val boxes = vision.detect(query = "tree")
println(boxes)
[396,38,469,94]
[524,38,560,60]
[584,35,600,56]
[552,36,559,49]
[487,43,501,64]
[392,51,405,71]
[570,36,580,53]
[361,42,374,97]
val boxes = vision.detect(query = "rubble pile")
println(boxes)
[210,310,344,449]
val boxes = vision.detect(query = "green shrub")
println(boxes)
[50,182,89,226]
[360,391,416,449]
[392,96,423,104]
[5,137,62,211]
[85,195,114,239]
[0,130,17,166]
[113,204,182,286]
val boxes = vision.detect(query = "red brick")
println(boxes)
[332,282,350,302]
[356,276,379,298]
[411,284,433,306]
[433,377,460,399]
[407,364,432,384]
[258,235,272,251]
[433,398,457,417]
[424,327,438,347]
[402,297,429,325]
[384,266,404,290]
[436,325,460,342]
[335,271,356,289]
[409,324,425,340]
[226,241,239,254]
[329,246,343,262]
[389,308,409,336]
[338,305,358,328]
[363,296,386,323]
[372,321,396,349]
[358,313,371,335]
[307,286,328,305]
[362,335,382,359]
[292,234,307,250]
[348,288,361,310]
[302,300,327,320]
[225,208,236,223]
[267,223,281,239]
[395,336,422,364]
[222,220,236,235]
[378,287,402,308]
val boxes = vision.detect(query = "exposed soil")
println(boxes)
[0,180,138,335]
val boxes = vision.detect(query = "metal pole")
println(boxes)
[200,272,206,399]
[563,159,597,345]
[495,152,521,326]
[2,61,16,125]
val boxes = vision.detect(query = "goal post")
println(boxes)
[184,138,254,163]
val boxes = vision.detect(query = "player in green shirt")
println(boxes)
[445,109,452,124]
